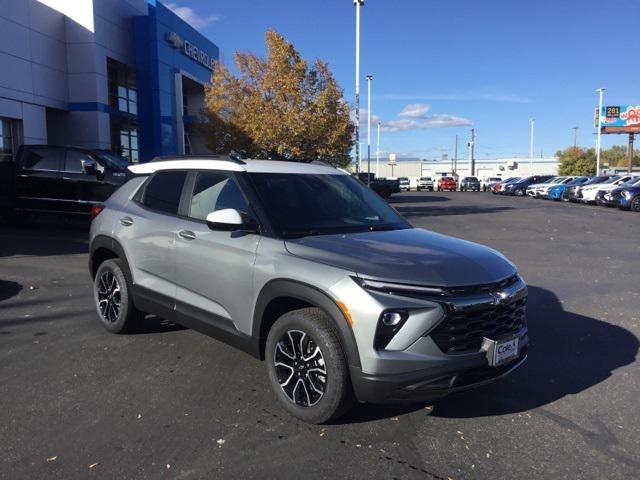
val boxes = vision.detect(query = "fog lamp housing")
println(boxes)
[374,310,409,349]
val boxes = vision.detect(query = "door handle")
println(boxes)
[120,216,134,226]
[178,230,196,240]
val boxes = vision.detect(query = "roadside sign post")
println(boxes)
[598,104,639,174]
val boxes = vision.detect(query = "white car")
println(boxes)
[526,177,561,197]
[580,175,638,204]
[529,177,574,198]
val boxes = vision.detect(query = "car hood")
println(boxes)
[284,228,516,287]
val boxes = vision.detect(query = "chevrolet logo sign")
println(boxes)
[165,31,184,49]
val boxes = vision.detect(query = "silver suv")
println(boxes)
[89,156,528,423]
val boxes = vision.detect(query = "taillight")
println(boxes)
[91,204,105,220]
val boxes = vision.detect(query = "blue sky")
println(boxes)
[165,0,639,159]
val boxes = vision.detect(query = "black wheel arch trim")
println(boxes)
[89,235,133,281]
[253,279,362,370]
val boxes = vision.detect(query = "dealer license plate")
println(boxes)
[483,336,519,367]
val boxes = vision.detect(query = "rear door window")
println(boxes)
[142,170,187,215]
[22,147,63,171]
[64,150,93,173]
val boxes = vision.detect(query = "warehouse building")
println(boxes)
[362,156,559,182]
[0,0,219,163]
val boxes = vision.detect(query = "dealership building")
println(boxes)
[0,0,219,163]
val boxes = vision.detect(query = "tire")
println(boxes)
[93,259,144,334]
[630,195,640,213]
[265,307,353,424]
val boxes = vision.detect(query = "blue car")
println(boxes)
[610,178,640,212]
[548,176,590,201]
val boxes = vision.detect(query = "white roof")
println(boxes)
[127,158,345,176]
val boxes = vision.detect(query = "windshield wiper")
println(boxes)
[367,224,401,232]
[281,230,321,238]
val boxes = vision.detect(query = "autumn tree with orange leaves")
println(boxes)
[200,30,353,167]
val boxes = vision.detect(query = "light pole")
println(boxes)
[596,87,605,175]
[376,121,381,177]
[529,118,535,175]
[366,74,373,185]
[571,126,579,148]
[354,0,364,174]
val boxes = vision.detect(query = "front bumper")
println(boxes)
[344,275,529,403]
[596,191,618,207]
[351,341,528,402]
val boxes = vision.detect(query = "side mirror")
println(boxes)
[81,159,97,175]
[205,209,258,233]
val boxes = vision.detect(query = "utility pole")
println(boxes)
[453,135,458,175]
[596,87,605,175]
[353,0,364,174]
[376,121,381,177]
[366,74,373,185]
[571,126,579,147]
[468,129,475,176]
[529,118,535,175]
[628,133,635,174]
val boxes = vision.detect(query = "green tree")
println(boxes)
[601,145,640,168]
[557,147,596,175]
[200,30,354,167]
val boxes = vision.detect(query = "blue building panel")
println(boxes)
[133,1,219,161]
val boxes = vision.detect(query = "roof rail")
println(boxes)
[310,160,334,168]
[150,154,246,165]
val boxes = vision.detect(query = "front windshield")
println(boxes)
[466,177,478,181]
[621,177,640,187]
[584,176,609,185]
[248,173,411,237]
[94,151,129,170]
[603,176,621,184]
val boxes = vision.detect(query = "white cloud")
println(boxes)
[350,108,382,127]
[399,103,431,118]
[165,3,219,29]
[384,114,472,132]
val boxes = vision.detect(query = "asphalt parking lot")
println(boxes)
[1,192,639,480]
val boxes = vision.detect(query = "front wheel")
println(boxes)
[265,308,353,424]
[630,195,640,212]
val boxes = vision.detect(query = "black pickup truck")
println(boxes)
[0,145,129,219]
[356,172,400,198]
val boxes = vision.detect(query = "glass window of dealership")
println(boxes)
[0,0,219,163]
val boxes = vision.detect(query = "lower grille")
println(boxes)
[431,297,527,354]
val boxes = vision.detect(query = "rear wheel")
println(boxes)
[93,259,144,333]
[265,308,353,424]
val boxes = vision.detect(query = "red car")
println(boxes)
[437,176,457,191]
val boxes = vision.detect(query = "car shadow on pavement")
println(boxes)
[338,285,638,424]
[431,285,639,418]
[0,280,22,302]
[394,205,514,217]
[389,195,451,204]
[0,215,89,257]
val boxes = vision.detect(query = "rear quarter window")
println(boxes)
[140,170,187,215]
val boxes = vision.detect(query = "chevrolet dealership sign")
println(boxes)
[166,31,215,71]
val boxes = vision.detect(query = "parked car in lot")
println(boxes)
[526,176,565,198]
[437,176,457,191]
[548,176,590,201]
[614,178,640,212]
[88,157,528,423]
[0,144,129,220]
[417,176,434,191]
[483,177,502,192]
[491,177,520,194]
[601,177,640,209]
[356,173,399,199]
[564,175,614,203]
[502,175,554,196]
[460,176,481,192]
[581,175,634,204]
[398,177,410,191]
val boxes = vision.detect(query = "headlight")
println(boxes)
[623,190,632,198]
